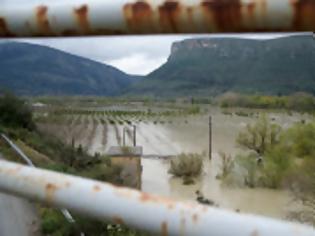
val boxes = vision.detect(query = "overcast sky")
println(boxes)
[15,33,304,75]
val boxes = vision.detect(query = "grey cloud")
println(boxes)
[17,35,191,62]
[11,33,301,74]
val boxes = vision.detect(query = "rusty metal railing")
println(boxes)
[0,134,82,231]
[1,0,315,37]
[0,159,314,236]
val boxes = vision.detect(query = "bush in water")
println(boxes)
[169,153,203,185]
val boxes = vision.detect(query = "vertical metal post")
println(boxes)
[209,116,212,160]
[133,125,136,147]
[123,128,126,146]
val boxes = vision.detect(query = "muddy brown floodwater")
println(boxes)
[139,107,310,220]
[73,106,310,220]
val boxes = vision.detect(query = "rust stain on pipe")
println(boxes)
[123,1,154,33]
[74,4,90,34]
[158,1,181,33]
[4,166,22,175]
[0,17,15,37]
[45,183,57,204]
[201,0,243,32]
[291,0,315,31]
[36,5,54,36]
[93,185,101,192]
[192,213,199,223]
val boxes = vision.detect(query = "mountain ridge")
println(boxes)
[129,34,315,97]
[0,41,136,96]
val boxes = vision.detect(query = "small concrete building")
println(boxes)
[107,146,142,190]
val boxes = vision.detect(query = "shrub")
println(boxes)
[286,159,315,226]
[169,153,203,182]
[237,115,281,156]
[236,153,260,188]
[259,145,292,188]
[0,93,35,130]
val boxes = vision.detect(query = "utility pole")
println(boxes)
[133,125,136,147]
[209,116,212,160]
[123,127,126,146]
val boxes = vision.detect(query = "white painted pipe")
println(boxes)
[0,159,314,236]
[0,0,315,37]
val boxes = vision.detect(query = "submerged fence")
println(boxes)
[0,159,314,236]
[1,0,315,37]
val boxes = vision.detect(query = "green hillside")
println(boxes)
[130,34,315,97]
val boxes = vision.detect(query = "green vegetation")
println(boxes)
[40,208,147,236]
[0,93,35,130]
[0,94,146,236]
[235,116,289,188]
[130,36,315,97]
[237,115,282,156]
[219,92,315,112]
[169,153,203,185]
[226,115,315,225]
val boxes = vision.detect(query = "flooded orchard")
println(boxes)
[36,103,311,220]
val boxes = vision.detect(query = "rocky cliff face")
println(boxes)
[130,33,315,97]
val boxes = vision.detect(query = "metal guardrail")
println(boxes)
[0,0,315,37]
[0,159,314,236]
[0,134,78,228]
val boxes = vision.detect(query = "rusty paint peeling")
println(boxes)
[123,1,154,33]
[139,192,173,205]
[158,1,181,33]
[161,221,168,236]
[4,166,22,175]
[36,5,54,36]
[74,4,90,34]
[1,0,315,37]
[0,17,15,37]
[192,213,198,223]
[45,183,57,204]
[291,0,315,31]
[247,2,256,20]
[93,185,101,192]
[201,0,243,32]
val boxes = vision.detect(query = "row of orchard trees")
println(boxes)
[219,92,315,111]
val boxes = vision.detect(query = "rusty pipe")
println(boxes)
[0,0,315,37]
[0,159,314,236]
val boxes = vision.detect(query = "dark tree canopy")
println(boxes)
[0,92,35,130]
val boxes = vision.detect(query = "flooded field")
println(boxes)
[37,105,311,220]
